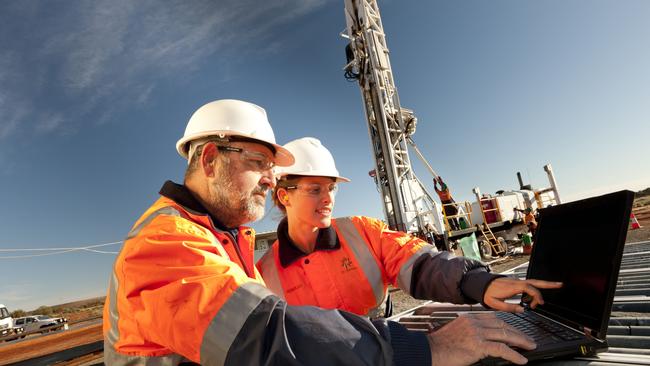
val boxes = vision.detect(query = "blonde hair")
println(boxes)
[272,175,301,215]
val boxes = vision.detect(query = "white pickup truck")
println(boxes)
[0,304,25,342]
[14,315,68,336]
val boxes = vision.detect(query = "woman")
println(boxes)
[257,137,561,318]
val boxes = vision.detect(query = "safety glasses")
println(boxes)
[285,183,339,197]
[217,146,275,172]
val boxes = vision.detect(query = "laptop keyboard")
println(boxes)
[496,311,584,346]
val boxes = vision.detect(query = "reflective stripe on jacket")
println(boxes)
[257,216,434,317]
[103,194,271,365]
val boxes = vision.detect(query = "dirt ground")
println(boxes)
[0,324,102,365]
[627,204,650,242]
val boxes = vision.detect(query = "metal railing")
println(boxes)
[442,201,473,233]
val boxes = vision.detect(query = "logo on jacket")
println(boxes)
[341,257,356,272]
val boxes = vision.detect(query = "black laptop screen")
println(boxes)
[526,190,632,333]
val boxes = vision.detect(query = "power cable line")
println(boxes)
[0,241,122,259]
[0,249,81,259]
[0,241,122,251]
[81,248,119,254]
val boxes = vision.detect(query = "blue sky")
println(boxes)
[1,0,648,311]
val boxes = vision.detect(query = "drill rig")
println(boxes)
[341,0,562,254]
[342,0,447,244]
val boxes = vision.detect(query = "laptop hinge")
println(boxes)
[582,326,603,341]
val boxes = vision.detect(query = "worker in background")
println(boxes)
[257,137,563,365]
[516,207,539,240]
[434,176,460,230]
[104,99,538,366]
[525,207,538,237]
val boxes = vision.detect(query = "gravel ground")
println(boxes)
[625,224,650,243]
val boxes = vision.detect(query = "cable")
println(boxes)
[82,248,119,254]
[0,241,122,252]
[0,241,122,259]
[0,249,82,259]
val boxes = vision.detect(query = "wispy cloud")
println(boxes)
[0,54,27,140]
[35,114,65,134]
[0,0,327,142]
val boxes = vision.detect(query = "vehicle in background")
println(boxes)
[0,304,25,342]
[14,315,68,336]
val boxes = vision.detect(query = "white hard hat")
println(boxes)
[176,99,294,167]
[275,137,350,182]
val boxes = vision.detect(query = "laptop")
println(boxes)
[482,190,634,365]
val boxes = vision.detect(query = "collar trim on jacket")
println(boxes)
[159,180,235,234]
[277,218,340,267]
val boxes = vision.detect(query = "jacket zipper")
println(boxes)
[224,232,253,278]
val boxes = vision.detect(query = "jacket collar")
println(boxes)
[159,180,236,236]
[277,218,340,267]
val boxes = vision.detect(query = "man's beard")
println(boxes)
[207,162,268,228]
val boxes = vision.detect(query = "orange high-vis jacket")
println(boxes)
[257,216,432,317]
[103,189,269,364]
[103,182,445,365]
[435,187,452,202]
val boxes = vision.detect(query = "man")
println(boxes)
[515,207,538,236]
[434,176,460,231]
[103,99,546,365]
[524,208,538,234]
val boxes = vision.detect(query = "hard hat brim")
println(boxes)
[278,172,351,183]
[176,130,295,167]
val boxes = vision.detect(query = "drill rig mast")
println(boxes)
[342,0,443,238]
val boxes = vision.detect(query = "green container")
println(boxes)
[522,233,533,245]
[458,233,481,261]
[459,218,469,230]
